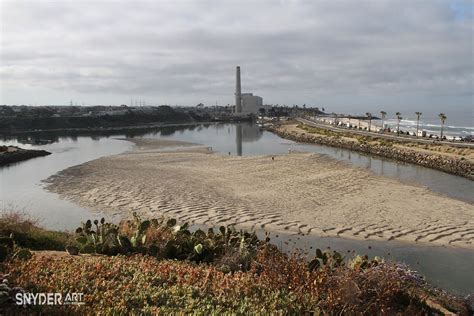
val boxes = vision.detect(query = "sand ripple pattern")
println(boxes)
[45,139,474,249]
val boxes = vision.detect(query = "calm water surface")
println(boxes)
[0,137,133,229]
[0,123,473,294]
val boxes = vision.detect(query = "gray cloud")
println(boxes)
[0,0,472,117]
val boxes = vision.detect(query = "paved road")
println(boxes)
[296,117,474,149]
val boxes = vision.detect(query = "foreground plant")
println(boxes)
[73,215,263,271]
[0,211,70,251]
[0,234,33,263]
[3,248,471,315]
[1,214,472,314]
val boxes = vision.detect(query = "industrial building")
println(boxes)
[241,93,263,114]
[234,66,264,115]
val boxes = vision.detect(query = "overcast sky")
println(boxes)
[0,0,472,119]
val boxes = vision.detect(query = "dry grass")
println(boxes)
[0,210,72,251]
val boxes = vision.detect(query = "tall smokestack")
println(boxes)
[235,66,242,113]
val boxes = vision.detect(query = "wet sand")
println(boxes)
[45,138,474,249]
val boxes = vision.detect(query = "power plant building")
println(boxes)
[234,66,263,115]
[241,93,263,114]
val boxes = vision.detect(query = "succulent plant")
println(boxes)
[130,212,151,248]
[80,244,95,254]
[75,218,121,255]
[194,243,203,255]
[147,244,159,257]
[65,245,79,255]
[166,218,177,227]
[0,246,9,263]
[12,249,32,261]
[0,235,15,262]
[72,216,262,270]
[349,255,383,270]
[309,249,345,271]
[117,235,133,253]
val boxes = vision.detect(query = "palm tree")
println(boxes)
[438,113,447,139]
[366,112,372,132]
[395,112,402,136]
[415,112,422,138]
[380,111,387,132]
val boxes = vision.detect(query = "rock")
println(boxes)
[0,146,51,166]
[268,125,473,180]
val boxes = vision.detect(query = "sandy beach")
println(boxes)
[45,138,474,249]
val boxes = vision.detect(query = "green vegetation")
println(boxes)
[297,124,341,138]
[0,212,471,314]
[73,213,263,273]
[0,106,204,132]
[298,123,391,146]
[0,212,70,250]
[378,139,394,147]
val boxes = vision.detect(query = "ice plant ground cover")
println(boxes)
[4,250,471,314]
[0,212,472,314]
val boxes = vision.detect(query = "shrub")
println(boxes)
[0,211,71,250]
[1,215,471,314]
[4,248,470,314]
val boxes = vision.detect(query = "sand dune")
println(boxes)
[45,138,474,249]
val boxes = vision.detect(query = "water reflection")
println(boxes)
[1,123,472,204]
[235,123,263,156]
[0,124,206,145]
[236,125,242,156]
[16,135,60,145]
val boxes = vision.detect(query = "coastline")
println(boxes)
[0,146,51,166]
[268,121,473,180]
[0,121,214,136]
[45,138,474,250]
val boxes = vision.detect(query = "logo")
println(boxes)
[15,292,85,306]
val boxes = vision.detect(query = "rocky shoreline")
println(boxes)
[0,146,51,166]
[268,125,473,180]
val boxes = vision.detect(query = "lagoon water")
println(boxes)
[1,122,472,228]
[1,123,473,294]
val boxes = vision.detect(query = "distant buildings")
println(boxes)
[241,93,263,114]
[234,66,263,115]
